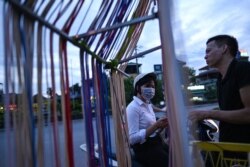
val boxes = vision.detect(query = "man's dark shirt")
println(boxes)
[217,59,250,143]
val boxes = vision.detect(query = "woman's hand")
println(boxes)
[156,117,168,129]
[146,117,168,138]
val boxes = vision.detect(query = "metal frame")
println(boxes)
[7,0,163,78]
[72,14,158,40]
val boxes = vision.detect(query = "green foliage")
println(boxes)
[204,86,217,101]
[151,80,164,106]
[182,66,196,86]
[71,99,82,112]
[71,83,81,93]
[0,112,3,128]
[107,59,119,69]
[124,77,134,105]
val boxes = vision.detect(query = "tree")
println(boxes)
[151,79,164,106]
[124,77,134,105]
[71,83,81,94]
[47,87,53,98]
[182,66,196,86]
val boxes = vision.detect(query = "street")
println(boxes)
[0,118,114,167]
[0,103,218,167]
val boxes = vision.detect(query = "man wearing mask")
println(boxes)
[126,72,169,167]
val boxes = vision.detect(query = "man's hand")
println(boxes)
[189,110,210,122]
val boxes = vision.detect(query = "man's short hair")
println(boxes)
[206,35,239,57]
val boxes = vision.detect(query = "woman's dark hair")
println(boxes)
[133,74,157,96]
[206,35,238,57]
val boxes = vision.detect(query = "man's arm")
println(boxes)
[189,85,250,124]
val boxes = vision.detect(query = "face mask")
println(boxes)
[141,87,155,101]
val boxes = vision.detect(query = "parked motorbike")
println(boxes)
[197,119,219,141]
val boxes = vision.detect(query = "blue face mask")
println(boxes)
[141,87,155,102]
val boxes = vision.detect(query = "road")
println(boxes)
[0,118,111,167]
[187,102,218,111]
[0,103,218,167]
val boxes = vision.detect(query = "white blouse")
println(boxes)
[126,96,157,145]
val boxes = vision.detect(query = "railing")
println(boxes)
[193,141,250,167]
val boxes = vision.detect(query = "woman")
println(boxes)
[126,72,169,167]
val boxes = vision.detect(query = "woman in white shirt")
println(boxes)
[126,72,169,167]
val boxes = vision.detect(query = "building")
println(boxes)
[125,62,142,77]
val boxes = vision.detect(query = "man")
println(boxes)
[189,35,250,161]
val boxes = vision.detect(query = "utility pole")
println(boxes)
[0,83,3,107]
[135,47,139,74]
[71,59,75,109]
[135,45,142,74]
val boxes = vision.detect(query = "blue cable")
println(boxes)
[19,15,36,167]
[102,72,113,166]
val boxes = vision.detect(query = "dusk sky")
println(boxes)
[137,0,250,73]
[0,0,249,93]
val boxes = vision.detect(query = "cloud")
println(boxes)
[133,0,250,75]
[172,0,250,70]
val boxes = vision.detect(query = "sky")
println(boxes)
[0,0,250,94]
[136,0,250,73]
